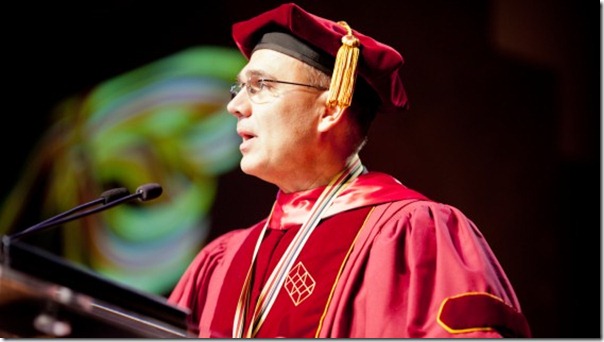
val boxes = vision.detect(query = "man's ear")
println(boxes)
[318,103,346,133]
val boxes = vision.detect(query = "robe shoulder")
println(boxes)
[167,224,260,333]
[318,199,531,338]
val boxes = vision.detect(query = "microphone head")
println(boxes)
[136,183,163,201]
[100,187,130,204]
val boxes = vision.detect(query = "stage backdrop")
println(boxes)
[0,46,246,294]
[0,0,598,338]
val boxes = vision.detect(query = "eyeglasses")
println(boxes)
[229,76,328,104]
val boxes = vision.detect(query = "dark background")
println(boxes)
[3,0,600,338]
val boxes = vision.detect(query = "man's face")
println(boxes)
[227,49,327,191]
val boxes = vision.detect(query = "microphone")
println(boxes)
[7,183,162,241]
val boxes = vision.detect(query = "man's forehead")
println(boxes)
[240,49,307,79]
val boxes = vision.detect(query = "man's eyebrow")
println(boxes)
[238,69,273,81]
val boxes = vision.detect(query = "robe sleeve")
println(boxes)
[167,228,250,336]
[319,200,531,338]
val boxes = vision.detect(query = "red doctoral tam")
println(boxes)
[232,2,409,112]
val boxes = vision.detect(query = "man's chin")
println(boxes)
[240,159,259,177]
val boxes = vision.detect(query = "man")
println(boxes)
[168,3,531,338]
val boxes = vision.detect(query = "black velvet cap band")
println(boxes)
[252,31,334,75]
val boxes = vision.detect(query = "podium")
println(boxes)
[0,238,194,338]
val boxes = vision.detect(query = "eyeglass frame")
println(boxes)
[229,77,329,102]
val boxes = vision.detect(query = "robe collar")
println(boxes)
[268,171,428,229]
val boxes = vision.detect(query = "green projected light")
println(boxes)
[0,46,246,294]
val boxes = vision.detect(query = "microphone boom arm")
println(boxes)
[6,184,161,241]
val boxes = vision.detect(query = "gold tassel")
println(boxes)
[327,21,360,109]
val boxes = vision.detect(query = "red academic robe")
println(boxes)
[168,172,531,338]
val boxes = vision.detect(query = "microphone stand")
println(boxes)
[7,187,130,241]
[3,183,162,250]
